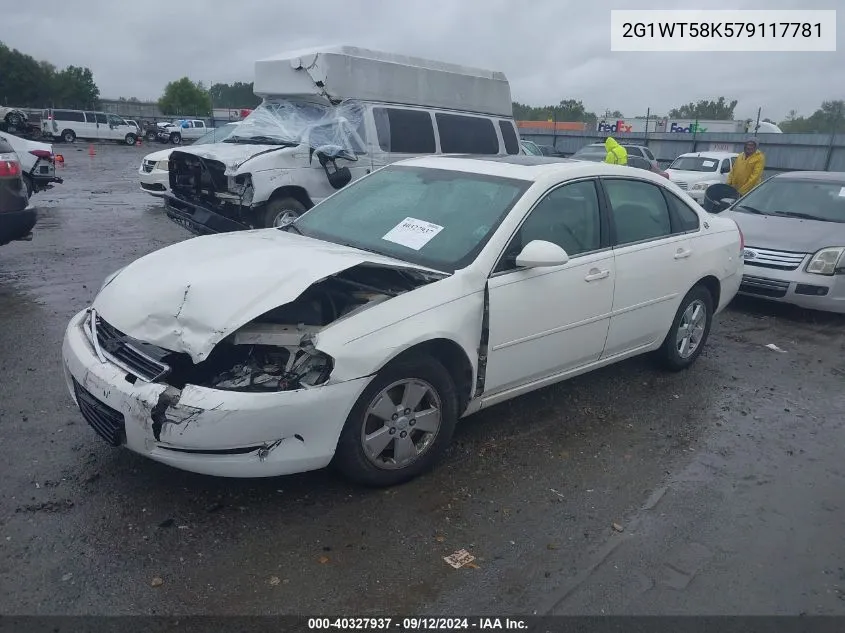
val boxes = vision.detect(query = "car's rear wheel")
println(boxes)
[262,197,306,228]
[22,174,33,198]
[62,130,76,143]
[146,130,157,142]
[333,355,458,487]
[124,133,137,146]
[655,285,714,371]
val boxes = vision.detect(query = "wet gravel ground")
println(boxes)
[0,143,843,615]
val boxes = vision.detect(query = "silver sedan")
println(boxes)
[720,171,845,313]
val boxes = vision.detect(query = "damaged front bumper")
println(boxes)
[62,309,370,478]
[165,196,251,235]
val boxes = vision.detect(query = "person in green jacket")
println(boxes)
[604,137,627,165]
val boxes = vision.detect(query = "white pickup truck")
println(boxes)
[160,119,212,145]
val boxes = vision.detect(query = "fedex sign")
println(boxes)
[597,119,633,133]
[669,121,708,133]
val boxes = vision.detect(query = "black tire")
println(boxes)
[22,174,33,198]
[261,197,306,228]
[146,130,157,142]
[655,285,714,371]
[124,133,137,146]
[62,129,76,143]
[333,355,458,487]
[170,132,182,145]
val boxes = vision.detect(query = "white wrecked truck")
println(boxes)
[62,156,742,486]
[164,45,521,234]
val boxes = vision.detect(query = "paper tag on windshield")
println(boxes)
[382,217,444,250]
[702,160,716,167]
[839,187,845,197]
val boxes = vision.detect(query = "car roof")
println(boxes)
[773,171,845,184]
[675,151,737,159]
[395,154,669,183]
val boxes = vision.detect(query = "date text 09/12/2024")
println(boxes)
[307,618,528,630]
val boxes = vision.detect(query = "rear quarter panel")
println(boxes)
[692,214,743,312]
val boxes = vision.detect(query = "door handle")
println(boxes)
[584,268,610,282]
[674,248,693,259]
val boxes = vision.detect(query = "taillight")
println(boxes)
[0,153,22,178]
[30,149,54,162]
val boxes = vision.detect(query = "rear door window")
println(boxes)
[56,110,85,123]
[625,146,644,157]
[94,113,108,124]
[498,120,520,155]
[373,108,436,154]
[435,113,499,154]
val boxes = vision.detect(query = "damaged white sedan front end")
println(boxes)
[62,228,460,480]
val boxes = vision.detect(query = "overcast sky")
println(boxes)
[2,0,841,121]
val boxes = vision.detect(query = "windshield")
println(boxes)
[669,156,723,172]
[733,178,845,223]
[293,165,531,272]
[194,123,240,145]
[223,98,366,153]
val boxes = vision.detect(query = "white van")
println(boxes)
[166,45,522,233]
[41,109,139,145]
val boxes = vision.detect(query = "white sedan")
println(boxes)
[0,131,62,197]
[63,156,743,486]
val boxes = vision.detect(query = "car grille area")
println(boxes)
[674,181,689,190]
[93,315,170,382]
[743,246,806,271]
[740,275,790,298]
[73,379,125,446]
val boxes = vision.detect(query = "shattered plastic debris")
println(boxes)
[318,556,330,564]
[443,549,476,569]
[765,343,787,353]
[549,488,565,499]
[150,577,164,587]
[269,576,281,586]
[612,523,625,533]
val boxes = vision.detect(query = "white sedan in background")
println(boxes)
[0,131,62,197]
[139,122,241,198]
[665,151,737,202]
[64,156,742,486]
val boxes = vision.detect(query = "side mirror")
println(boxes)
[515,240,570,268]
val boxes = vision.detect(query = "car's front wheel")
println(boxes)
[262,197,306,228]
[124,133,137,146]
[655,285,714,371]
[62,129,76,143]
[170,132,182,145]
[333,355,458,487]
[145,130,157,142]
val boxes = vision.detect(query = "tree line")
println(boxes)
[2,42,843,133]
[0,42,99,109]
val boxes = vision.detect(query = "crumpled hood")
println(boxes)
[722,210,845,253]
[172,143,297,171]
[93,230,432,363]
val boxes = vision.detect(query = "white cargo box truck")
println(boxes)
[167,45,521,233]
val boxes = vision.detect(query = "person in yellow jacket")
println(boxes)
[604,137,627,165]
[727,138,766,195]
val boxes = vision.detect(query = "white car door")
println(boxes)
[484,179,615,394]
[600,177,701,358]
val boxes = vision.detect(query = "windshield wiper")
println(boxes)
[736,204,765,215]
[224,136,297,146]
[775,211,839,222]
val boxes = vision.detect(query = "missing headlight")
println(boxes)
[205,345,333,392]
